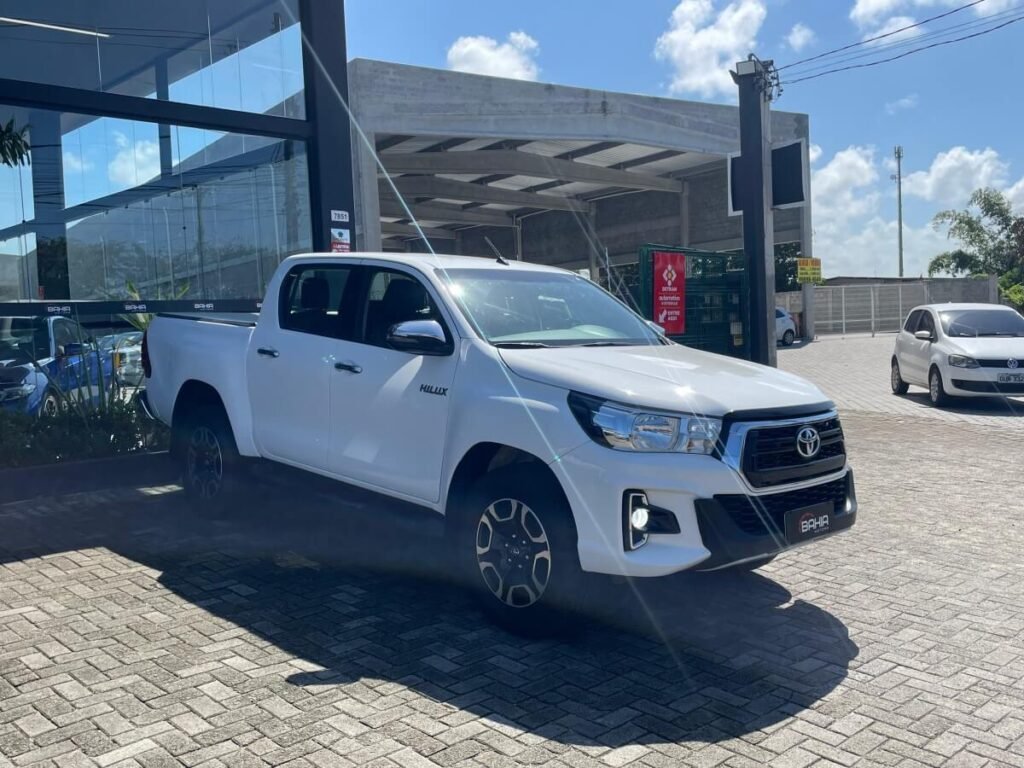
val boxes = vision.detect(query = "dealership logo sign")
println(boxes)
[799,511,831,535]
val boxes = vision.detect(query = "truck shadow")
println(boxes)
[2,482,858,749]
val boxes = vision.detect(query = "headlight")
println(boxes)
[0,382,36,401]
[948,354,979,369]
[568,392,722,454]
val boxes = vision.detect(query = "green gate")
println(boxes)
[628,245,750,359]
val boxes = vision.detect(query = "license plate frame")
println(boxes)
[997,373,1024,384]
[785,501,834,544]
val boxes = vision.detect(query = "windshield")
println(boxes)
[438,269,661,347]
[0,317,48,363]
[939,309,1024,337]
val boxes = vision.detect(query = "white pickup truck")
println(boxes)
[142,252,856,630]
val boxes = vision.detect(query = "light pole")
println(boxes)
[891,145,904,278]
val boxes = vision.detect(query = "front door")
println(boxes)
[327,266,459,503]
[903,309,936,385]
[248,262,359,471]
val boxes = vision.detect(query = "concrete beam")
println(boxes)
[381,221,456,240]
[380,150,681,193]
[392,176,589,212]
[379,196,515,227]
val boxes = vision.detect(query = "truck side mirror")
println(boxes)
[62,342,88,357]
[387,320,451,356]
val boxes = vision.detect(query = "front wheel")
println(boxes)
[929,367,950,407]
[455,465,581,635]
[891,359,909,395]
[782,329,795,346]
[181,405,242,514]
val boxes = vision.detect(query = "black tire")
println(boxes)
[891,359,909,395]
[727,555,776,572]
[453,464,582,635]
[782,329,795,346]
[929,367,950,407]
[180,405,242,514]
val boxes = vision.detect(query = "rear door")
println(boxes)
[248,262,360,471]
[326,265,459,503]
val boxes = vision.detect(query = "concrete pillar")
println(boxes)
[801,282,816,341]
[351,129,382,252]
[680,180,691,247]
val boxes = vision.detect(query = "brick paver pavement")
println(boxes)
[3,345,1024,766]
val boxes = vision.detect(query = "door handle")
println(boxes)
[334,361,362,374]
[257,347,280,358]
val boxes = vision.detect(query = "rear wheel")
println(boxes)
[181,405,242,513]
[782,329,795,346]
[891,359,909,395]
[929,366,950,407]
[454,465,581,635]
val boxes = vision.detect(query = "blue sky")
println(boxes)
[346,0,1024,278]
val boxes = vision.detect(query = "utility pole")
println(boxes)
[894,146,905,278]
[732,56,779,367]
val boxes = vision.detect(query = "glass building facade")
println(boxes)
[0,0,352,305]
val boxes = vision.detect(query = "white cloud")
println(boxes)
[809,143,823,164]
[903,146,1008,206]
[850,0,1022,39]
[654,0,767,99]
[862,15,921,43]
[812,146,881,239]
[107,131,160,187]
[885,93,919,114]
[62,151,93,173]
[1007,177,1024,212]
[446,31,540,81]
[786,22,816,51]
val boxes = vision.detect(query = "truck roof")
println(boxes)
[283,252,572,274]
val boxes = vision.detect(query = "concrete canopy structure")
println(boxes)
[348,59,812,274]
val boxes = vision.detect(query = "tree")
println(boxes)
[928,187,1024,308]
[0,119,30,167]
[774,242,800,293]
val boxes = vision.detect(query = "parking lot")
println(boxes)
[3,334,1024,768]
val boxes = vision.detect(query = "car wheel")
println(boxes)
[929,367,950,407]
[182,405,241,513]
[891,359,909,395]
[38,391,60,418]
[455,465,582,635]
[782,329,795,346]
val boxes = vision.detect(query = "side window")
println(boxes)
[360,268,445,348]
[904,310,922,332]
[52,321,77,351]
[775,308,786,318]
[278,264,354,338]
[919,311,936,337]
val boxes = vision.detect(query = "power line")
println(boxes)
[782,14,1024,85]
[778,0,988,71]
[782,5,1024,78]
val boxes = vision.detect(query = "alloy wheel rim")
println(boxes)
[42,396,58,417]
[475,498,552,608]
[930,373,939,401]
[892,363,900,390]
[187,426,223,499]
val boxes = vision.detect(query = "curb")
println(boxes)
[0,452,177,505]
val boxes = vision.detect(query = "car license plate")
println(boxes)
[785,502,833,544]
[997,373,1024,384]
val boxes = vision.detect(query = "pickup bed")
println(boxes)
[143,252,857,631]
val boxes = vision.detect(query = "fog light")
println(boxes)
[630,507,650,531]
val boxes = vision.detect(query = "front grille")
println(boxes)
[953,379,1024,394]
[716,476,849,535]
[977,359,1023,368]
[741,417,846,488]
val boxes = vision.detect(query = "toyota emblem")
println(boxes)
[1008,358,1019,369]
[796,426,821,459]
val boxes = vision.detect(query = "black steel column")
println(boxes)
[29,109,69,300]
[298,0,356,253]
[734,59,776,367]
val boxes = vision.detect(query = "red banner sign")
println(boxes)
[652,251,686,335]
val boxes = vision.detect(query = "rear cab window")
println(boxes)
[278,264,358,339]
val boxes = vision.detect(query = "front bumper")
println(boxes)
[555,439,856,578]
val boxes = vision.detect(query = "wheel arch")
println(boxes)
[170,380,232,458]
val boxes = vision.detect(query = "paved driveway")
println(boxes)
[3,341,1024,767]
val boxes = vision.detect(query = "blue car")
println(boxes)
[0,316,115,416]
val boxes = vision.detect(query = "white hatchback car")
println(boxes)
[776,307,797,346]
[891,303,1024,406]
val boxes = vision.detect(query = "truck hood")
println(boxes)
[499,344,831,417]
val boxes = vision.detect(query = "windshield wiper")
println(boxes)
[492,341,550,348]
[575,340,637,347]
